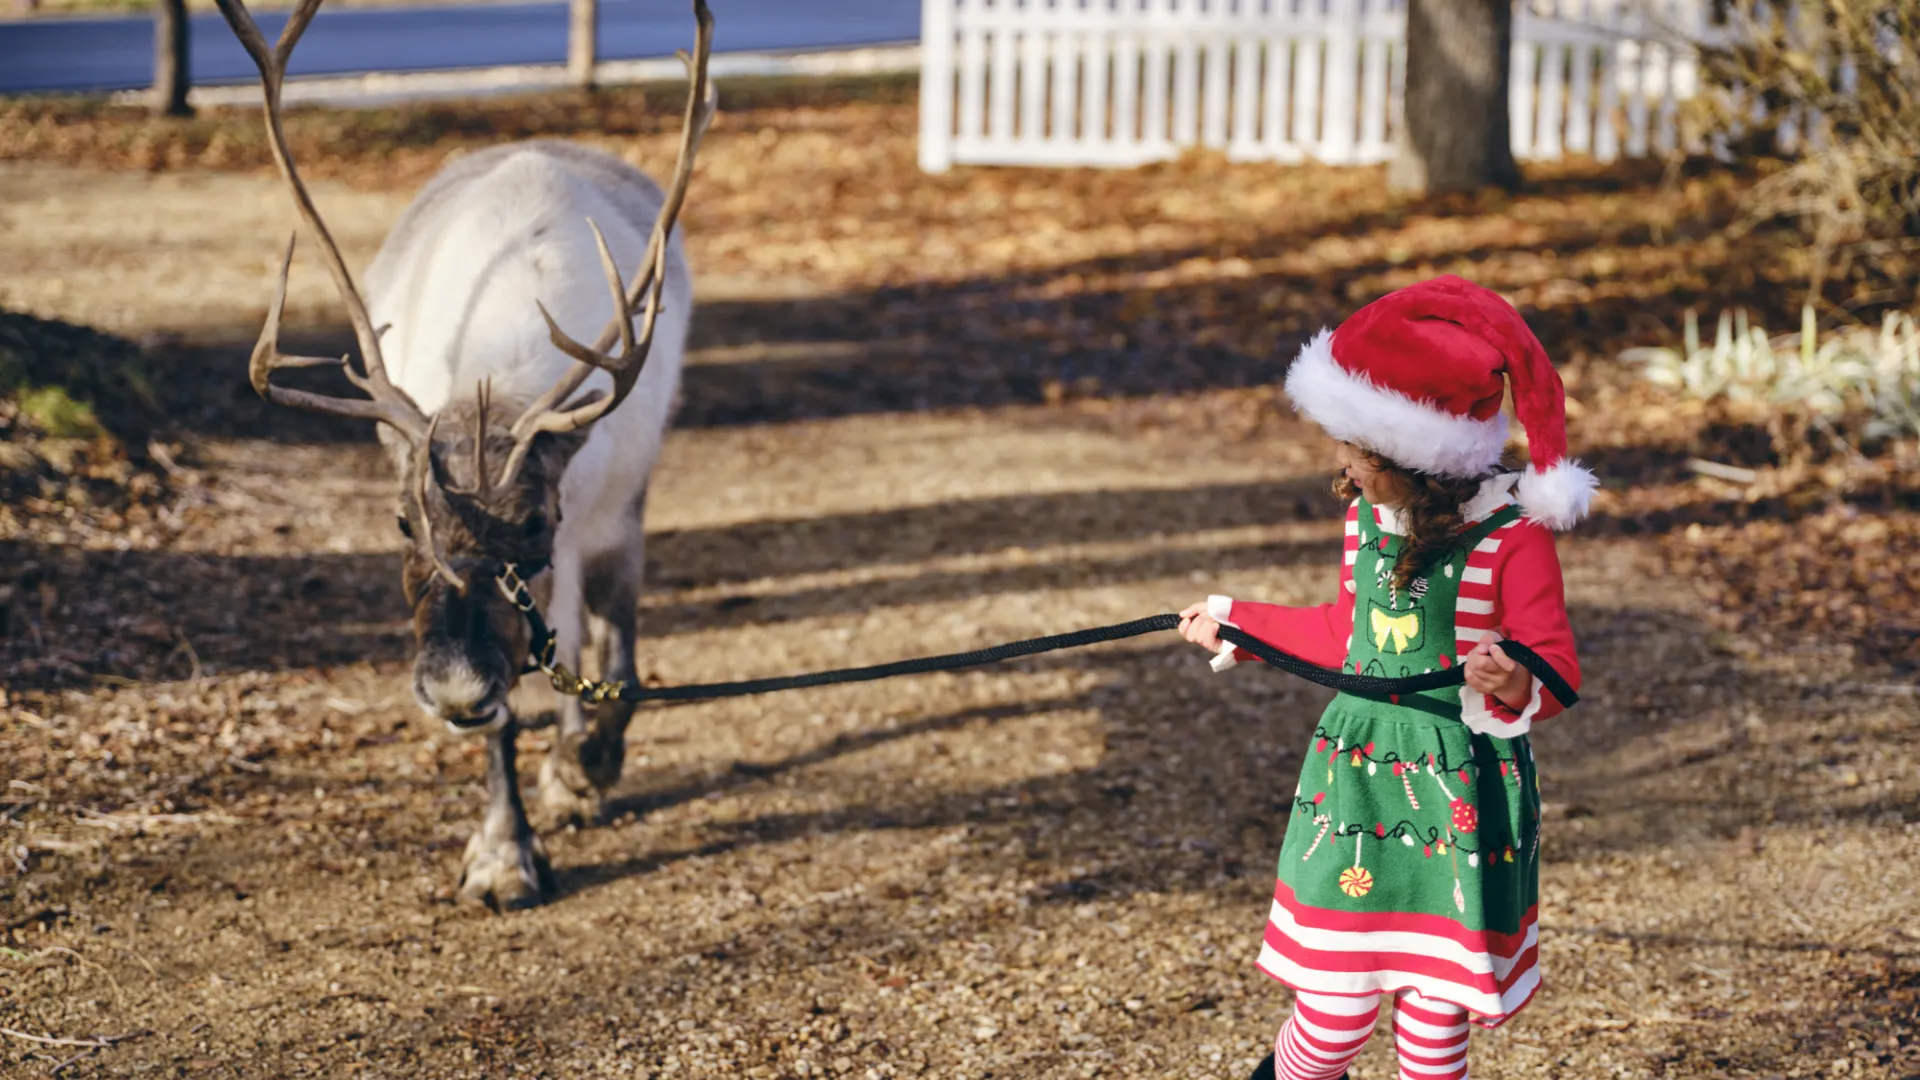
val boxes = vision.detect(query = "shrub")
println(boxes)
[1620,303,1920,460]
[1694,1,1920,305]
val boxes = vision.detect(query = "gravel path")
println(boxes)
[1,160,1916,1080]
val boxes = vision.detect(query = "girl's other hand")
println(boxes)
[1178,601,1226,653]
[1464,630,1533,709]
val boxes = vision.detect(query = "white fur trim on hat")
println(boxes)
[1283,329,1510,478]
[1514,459,1598,531]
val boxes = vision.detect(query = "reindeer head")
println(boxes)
[389,393,581,730]
[213,0,714,732]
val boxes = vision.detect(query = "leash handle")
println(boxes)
[1479,638,1580,709]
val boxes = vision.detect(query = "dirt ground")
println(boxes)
[2,83,1918,1080]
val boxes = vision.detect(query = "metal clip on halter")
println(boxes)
[495,562,630,704]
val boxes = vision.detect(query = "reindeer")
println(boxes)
[212,0,715,909]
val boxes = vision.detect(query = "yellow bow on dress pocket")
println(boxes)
[1370,607,1420,654]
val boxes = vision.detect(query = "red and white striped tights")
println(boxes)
[1271,989,1471,1080]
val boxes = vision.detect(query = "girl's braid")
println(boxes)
[1333,448,1488,592]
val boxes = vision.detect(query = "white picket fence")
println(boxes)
[917,0,1715,172]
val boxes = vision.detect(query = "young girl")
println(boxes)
[1179,275,1591,1080]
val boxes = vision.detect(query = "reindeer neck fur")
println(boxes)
[365,140,692,556]
[364,140,692,429]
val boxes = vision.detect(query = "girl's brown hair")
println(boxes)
[1333,447,1488,592]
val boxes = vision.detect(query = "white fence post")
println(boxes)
[1564,0,1593,156]
[920,0,956,172]
[956,0,988,152]
[1172,0,1199,144]
[1290,1,1322,155]
[919,0,1723,171]
[1114,12,1142,146]
[988,0,1016,143]
[1054,6,1082,145]
[1533,7,1568,159]
[1511,4,1539,159]
[1262,4,1296,160]
[1020,8,1048,140]
[1143,1,1171,151]
[1355,0,1396,163]
[1083,3,1111,146]
[1321,0,1360,163]
[1200,0,1231,148]
[1230,14,1261,157]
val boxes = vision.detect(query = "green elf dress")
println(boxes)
[1205,476,1581,1027]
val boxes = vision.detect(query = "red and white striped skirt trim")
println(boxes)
[1255,880,1542,1028]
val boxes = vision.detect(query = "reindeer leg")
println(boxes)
[458,719,554,911]
[533,554,606,830]
[581,488,647,795]
[541,482,649,827]
[539,543,640,824]
[581,541,641,788]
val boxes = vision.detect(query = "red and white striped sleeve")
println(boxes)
[1204,500,1361,672]
[1458,517,1581,735]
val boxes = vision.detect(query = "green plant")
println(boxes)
[1621,303,1920,450]
[0,311,160,446]
[15,385,104,440]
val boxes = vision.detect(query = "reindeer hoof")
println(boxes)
[574,719,629,791]
[458,830,554,912]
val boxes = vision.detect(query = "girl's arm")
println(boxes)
[1207,501,1361,671]
[1462,521,1581,732]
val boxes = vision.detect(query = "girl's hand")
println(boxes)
[1465,631,1533,710]
[1178,601,1227,654]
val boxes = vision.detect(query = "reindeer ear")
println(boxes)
[530,426,591,475]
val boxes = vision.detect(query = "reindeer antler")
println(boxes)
[214,0,429,443]
[412,415,469,593]
[492,0,717,493]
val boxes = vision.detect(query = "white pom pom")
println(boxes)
[1515,459,1599,530]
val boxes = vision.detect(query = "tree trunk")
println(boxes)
[1388,0,1520,194]
[568,0,598,89]
[153,0,193,117]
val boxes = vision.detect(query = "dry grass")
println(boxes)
[2,79,1917,1080]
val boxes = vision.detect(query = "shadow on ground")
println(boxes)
[2,468,1337,689]
[38,579,1910,1076]
[126,161,1781,447]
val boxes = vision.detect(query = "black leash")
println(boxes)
[495,564,1578,711]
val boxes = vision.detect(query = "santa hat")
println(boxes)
[1282,274,1596,530]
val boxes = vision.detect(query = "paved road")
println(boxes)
[0,1,918,94]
